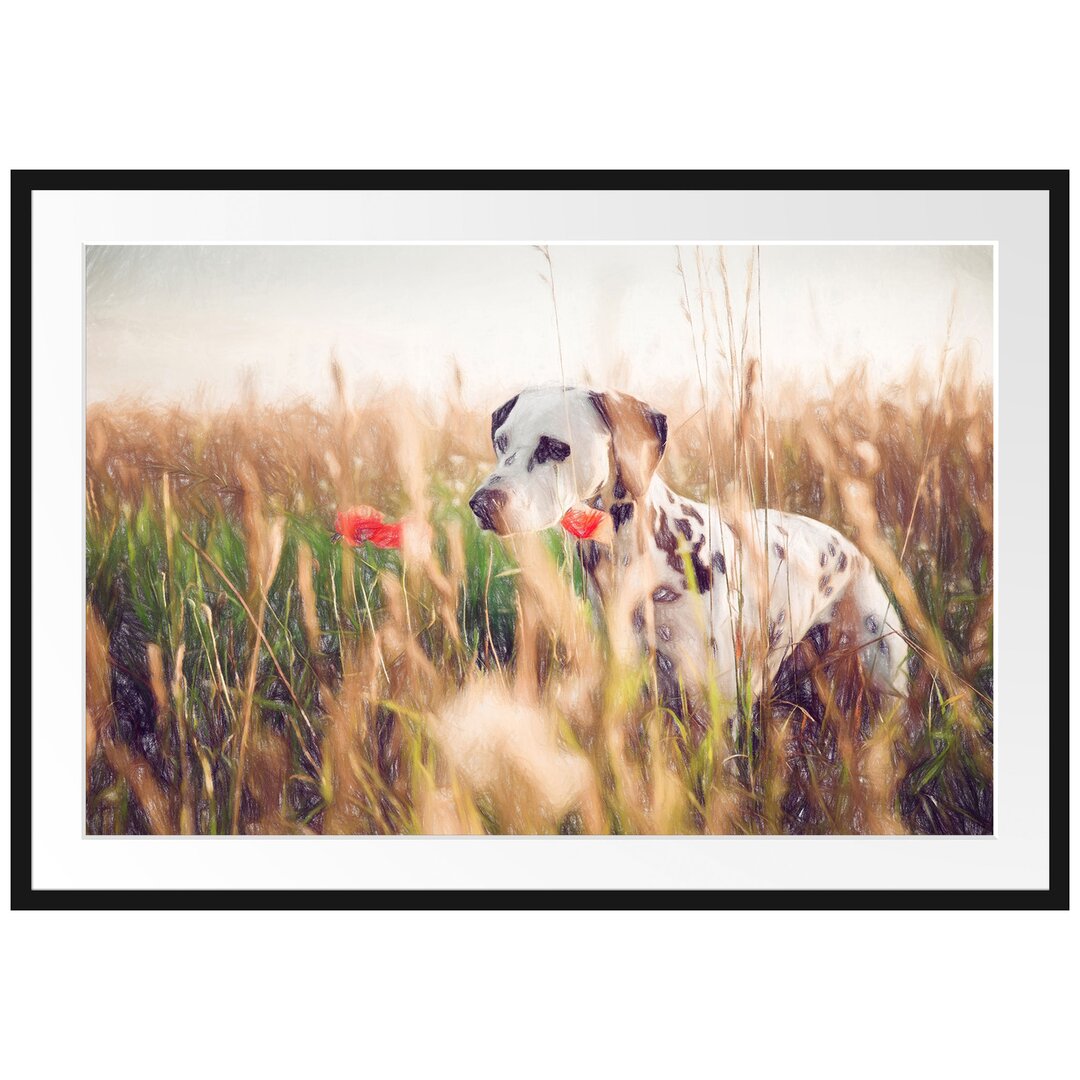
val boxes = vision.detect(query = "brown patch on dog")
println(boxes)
[588,390,668,499]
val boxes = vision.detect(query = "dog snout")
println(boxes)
[469,487,508,532]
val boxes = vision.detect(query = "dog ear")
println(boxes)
[587,390,668,498]
[490,394,520,447]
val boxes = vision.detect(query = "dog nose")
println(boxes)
[469,487,508,531]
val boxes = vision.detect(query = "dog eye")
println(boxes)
[531,435,571,467]
[495,434,509,455]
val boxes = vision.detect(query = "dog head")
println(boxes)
[469,385,668,535]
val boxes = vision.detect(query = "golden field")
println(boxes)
[85,342,993,836]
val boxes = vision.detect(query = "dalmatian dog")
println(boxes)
[469,384,908,724]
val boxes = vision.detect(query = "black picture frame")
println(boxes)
[9,169,1068,911]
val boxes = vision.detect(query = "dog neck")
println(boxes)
[590,468,671,528]
[581,472,682,595]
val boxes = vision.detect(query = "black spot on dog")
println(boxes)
[632,602,645,632]
[819,574,831,592]
[675,517,693,541]
[652,586,680,603]
[712,551,726,575]
[649,410,669,456]
[689,536,712,593]
[864,614,878,635]
[657,624,672,641]
[654,510,684,575]
[667,490,675,503]
[767,617,784,650]
[611,502,634,532]
[490,394,518,444]
[653,648,680,711]
[819,551,827,567]
[495,434,508,455]
[828,541,837,557]
[681,503,704,525]
[774,543,786,560]
[823,586,834,597]
[579,541,602,574]
[836,551,848,572]
[529,434,570,471]
[613,472,627,500]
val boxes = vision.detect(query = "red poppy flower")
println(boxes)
[560,505,613,544]
[365,521,404,549]
[334,505,405,550]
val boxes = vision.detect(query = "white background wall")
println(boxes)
[1,3,1073,1080]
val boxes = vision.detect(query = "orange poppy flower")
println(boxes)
[560,505,613,544]
[334,505,405,550]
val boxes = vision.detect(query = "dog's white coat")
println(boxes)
[473,385,908,716]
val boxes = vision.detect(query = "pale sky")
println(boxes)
[85,244,993,407]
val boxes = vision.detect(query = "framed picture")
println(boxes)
[10,170,1066,909]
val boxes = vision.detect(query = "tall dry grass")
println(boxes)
[85,344,993,835]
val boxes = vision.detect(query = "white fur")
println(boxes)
[476,385,610,533]
[472,385,908,717]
